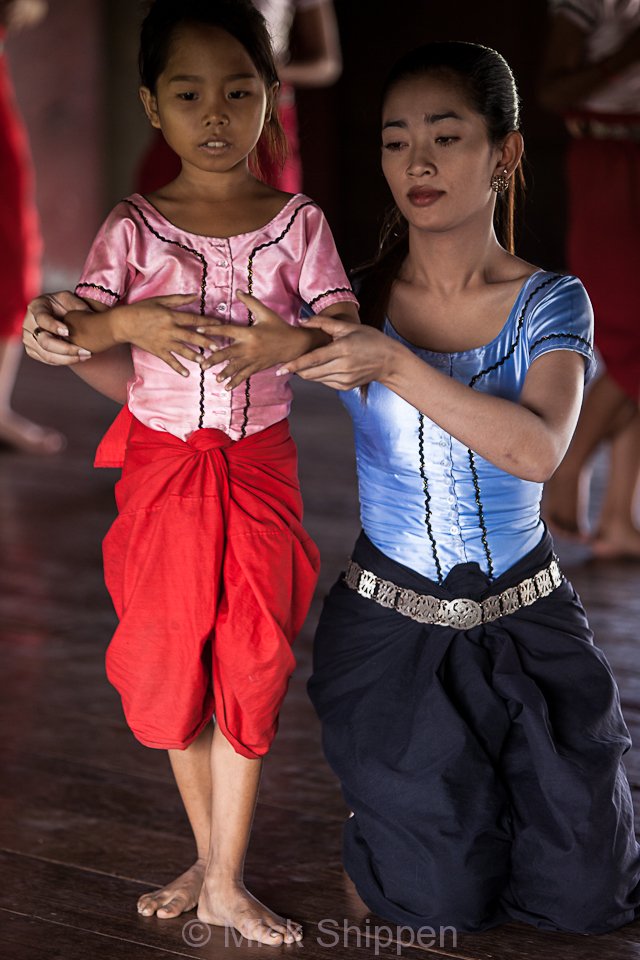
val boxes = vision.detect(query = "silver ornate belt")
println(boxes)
[343,556,563,630]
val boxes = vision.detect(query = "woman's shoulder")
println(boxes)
[525,271,592,315]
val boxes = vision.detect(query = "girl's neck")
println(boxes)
[143,162,292,239]
[157,156,286,205]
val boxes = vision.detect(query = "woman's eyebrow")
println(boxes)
[427,111,465,123]
[382,111,466,130]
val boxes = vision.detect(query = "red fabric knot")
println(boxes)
[186,428,234,452]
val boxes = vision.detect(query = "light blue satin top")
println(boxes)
[341,271,595,582]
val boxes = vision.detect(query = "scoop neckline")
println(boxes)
[127,191,305,241]
[385,269,548,357]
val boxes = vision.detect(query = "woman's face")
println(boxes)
[381,72,506,237]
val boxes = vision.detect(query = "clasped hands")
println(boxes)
[104,290,318,389]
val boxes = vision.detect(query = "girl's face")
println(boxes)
[381,73,515,237]
[140,24,274,176]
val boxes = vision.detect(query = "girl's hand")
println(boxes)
[278,315,395,390]
[105,294,222,377]
[6,0,48,31]
[198,290,319,389]
[23,292,93,366]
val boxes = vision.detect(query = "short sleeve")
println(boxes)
[297,204,359,314]
[548,0,600,31]
[526,274,596,382]
[75,203,136,307]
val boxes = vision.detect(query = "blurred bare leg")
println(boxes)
[542,373,636,538]
[591,412,640,559]
[0,337,65,453]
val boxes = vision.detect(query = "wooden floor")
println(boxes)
[2,357,640,959]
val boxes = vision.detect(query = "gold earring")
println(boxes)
[491,169,509,193]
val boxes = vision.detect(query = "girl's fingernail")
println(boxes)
[78,349,92,357]
[276,367,289,377]
[57,326,69,336]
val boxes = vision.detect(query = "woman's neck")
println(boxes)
[402,218,509,295]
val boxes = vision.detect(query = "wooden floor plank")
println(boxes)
[0,853,449,960]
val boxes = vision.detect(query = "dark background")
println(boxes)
[7,0,568,287]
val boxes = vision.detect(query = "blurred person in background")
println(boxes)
[540,0,640,558]
[0,0,63,453]
[136,0,342,193]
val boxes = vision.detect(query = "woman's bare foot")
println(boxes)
[590,523,640,561]
[0,410,65,455]
[197,876,302,946]
[137,859,206,919]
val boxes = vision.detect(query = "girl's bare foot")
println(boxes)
[137,859,206,919]
[590,523,640,561]
[0,410,65,455]
[197,876,302,946]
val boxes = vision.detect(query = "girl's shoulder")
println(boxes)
[114,191,325,244]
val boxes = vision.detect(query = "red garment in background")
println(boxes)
[96,410,320,759]
[135,83,302,194]
[0,28,41,337]
[565,119,640,401]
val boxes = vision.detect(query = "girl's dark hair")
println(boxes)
[139,0,286,178]
[357,41,524,333]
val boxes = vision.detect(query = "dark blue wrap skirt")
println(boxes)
[308,530,640,933]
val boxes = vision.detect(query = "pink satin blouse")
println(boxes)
[75,193,357,441]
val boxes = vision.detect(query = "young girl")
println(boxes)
[28,0,358,945]
[283,42,640,934]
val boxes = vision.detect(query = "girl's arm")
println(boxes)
[62,295,222,377]
[280,318,585,483]
[276,1,342,88]
[25,291,221,377]
[539,13,640,112]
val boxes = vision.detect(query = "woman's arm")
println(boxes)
[69,345,133,405]
[281,318,585,483]
[277,1,342,87]
[539,13,640,112]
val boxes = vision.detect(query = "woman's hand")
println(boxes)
[279,315,396,389]
[23,292,93,366]
[197,291,329,389]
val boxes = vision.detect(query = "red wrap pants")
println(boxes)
[97,411,320,759]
